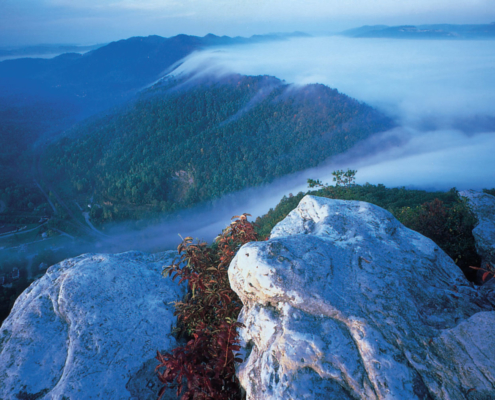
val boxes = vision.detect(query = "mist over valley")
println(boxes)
[1,27,494,326]
[2,0,495,395]
[171,35,495,188]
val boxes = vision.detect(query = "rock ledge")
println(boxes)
[0,250,183,400]
[229,195,495,400]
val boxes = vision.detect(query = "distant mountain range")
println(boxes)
[0,44,105,59]
[341,23,495,39]
[0,32,309,187]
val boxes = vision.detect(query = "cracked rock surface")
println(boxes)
[229,195,495,400]
[459,190,495,278]
[0,251,183,400]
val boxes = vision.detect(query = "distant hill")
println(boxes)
[0,32,308,189]
[43,74,394,223]
[341,23,495,39]
[0,44,105,60]
[0,32,308,113]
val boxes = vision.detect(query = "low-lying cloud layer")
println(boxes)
[174,37,495,126]
[65,36,495,252]
[172,36,495,190]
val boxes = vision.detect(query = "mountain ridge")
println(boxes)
[0,32,309,190]
[341,23,495,39]
[42,73,394,222]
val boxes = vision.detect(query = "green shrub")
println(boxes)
[395,198,479,280]
[256,184,480,281]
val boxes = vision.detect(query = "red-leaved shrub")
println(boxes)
[156,214,258,400]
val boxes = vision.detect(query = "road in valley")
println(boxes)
[34,146,108,240]
[34,180,58,215]
[82,212,108,236]
[51,228,75,239]
[0,220,49,239]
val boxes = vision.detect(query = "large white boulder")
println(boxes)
[459,190,495,278]
[0,251,183,400]
[229,195,495,400]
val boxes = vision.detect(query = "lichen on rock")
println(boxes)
[229,195,495,400]
[0,250,184,400]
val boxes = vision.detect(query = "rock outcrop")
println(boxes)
[0,251,183,400]
[460,190,495,281]
[229,195,495,400]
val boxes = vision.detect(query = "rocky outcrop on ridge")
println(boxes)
[229,195,495,400]
[0,251,183,400]
[460,190,495,282]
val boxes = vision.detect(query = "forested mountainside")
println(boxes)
[43,74,394,223]
[0,32,306,211]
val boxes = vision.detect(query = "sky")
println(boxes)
[1,0,495,46]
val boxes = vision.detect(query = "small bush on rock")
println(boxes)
[256,185,481,282]
[396,198,480,280]
[471,263,495,284]
[156,214,258,400]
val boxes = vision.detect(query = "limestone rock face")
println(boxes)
[0,251,183,400]
[459,190,495,277]
[229,195,495,400]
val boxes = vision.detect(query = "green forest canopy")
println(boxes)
[44,74,394,223]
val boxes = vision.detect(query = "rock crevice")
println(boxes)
[229,195,495,399]
[0,250,183,400]
[460,190,495,283]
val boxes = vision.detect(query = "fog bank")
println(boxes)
[170,36,495,190]
[174,36,495,127]
[70,36,495,252]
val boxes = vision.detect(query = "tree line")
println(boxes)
[44,74,393,223]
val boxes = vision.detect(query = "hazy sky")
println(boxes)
[1,0,495,46]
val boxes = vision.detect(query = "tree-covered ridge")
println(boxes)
[0,33,309,199]
[44,74,394,222]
